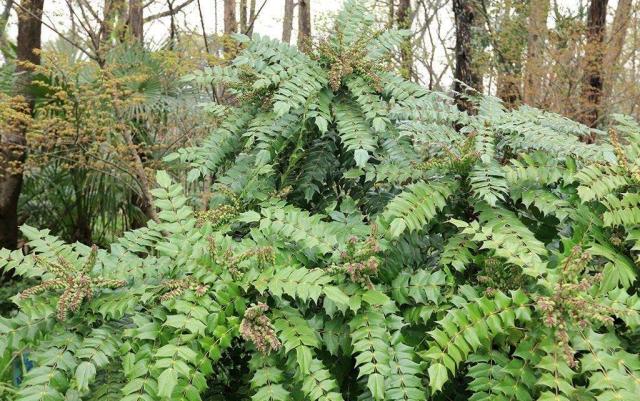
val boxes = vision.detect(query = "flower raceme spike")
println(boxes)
[240,303,282,354]
[535,246,616,366]
[333,227,382,289]
[159,277,209,301]
[19,245,126,320]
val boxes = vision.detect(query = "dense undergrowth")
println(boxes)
[2,2,640,400]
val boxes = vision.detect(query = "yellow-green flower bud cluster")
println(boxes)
[160,277,209,302]
[316,28,385,92]
[197,186,242,228]
[20,245,126,320]
[536,246,616,367]
[477,257,526,292]
[609,128,640,184]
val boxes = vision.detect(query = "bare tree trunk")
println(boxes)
[297,0,311,49]
[0,0,12,33]
[0,0,14,59]
[70,170,93,244]
[129,0,144,42]
[196,0,210,52]
[0,0,44,250]
[282,0,294,43]
[491,0,525,108]
[580,0,608,131]
[453,0,483,113]
[603,0,632,104]
[168,0,176,48]
[99,0,115,44]
[247,0,256,36]
[121,128,158,223]
[224,0,237,55]
[397,0,413,80]
[523,0,550,106]
[67,0,77,34]
[214,0,218,35]
[240,0,247,33]
[100,0,127,47]
[496,74,521,107]
[224,0,237,34]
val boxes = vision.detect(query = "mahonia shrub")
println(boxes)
[2,2,640,401]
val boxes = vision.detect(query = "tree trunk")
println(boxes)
[453,0,483,113]
[128,0,144,42]
[0,0,43,250]
[397,0,413,80]
[168,0,176,48]
[70,170,93,245]
[99,0,115,45]
[523,0,550,106]
[101,0,128,46]
[224,0,237,34]
[0,0,14,58]
[247,0,256,36]
[580,0,608,130]
[282,0,294,43]
[0,111,26,250]
[297,0,311,49]
[492,0,525,108]
[496,74,521,107]
[0,0,12,34]
[240,0,247,33]
[224,0,237,55]
[122,128,158,223]
[602,0,632,104]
